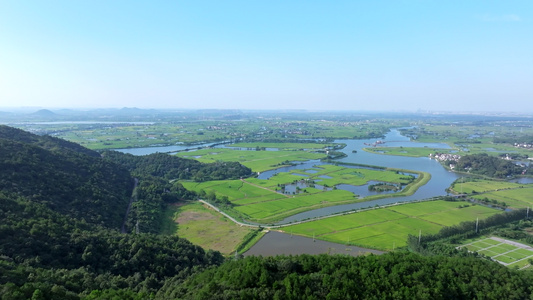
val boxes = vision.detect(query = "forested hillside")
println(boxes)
[0,194,224,299]
[102,150,252,181]
[100,151,251,233]
[162,252,533,299]
[0,125,98,158]
[0,126,229,298]
[0,125,132,228]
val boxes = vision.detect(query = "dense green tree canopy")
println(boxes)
[164,253,533,300]
[102,150,252,181]
[0,126,132,228]
[455,153,524,178]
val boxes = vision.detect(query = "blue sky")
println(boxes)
[0,1,532,112]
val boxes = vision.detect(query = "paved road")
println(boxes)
[199,200,260,228]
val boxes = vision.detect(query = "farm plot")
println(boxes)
[454,180,524,194]
[460,237,533,269]
[228,142,335,150]
[172,202,254,256]
[260,164,415,189]
[180,160,429,223]
[472,187,533,209]
[181,163,425,223]
[284,200,500,251]
[177,148,325,172]
[234,189,357,222]
[182,177,357,222]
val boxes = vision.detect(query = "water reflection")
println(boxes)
[244,231,384,257]
[257,160,326,179]
[510,177,533,184]
[337,182,398,198]
[272,130,461,224]
[116,142,215,155]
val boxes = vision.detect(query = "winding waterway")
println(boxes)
[116,129,528,255]
[116,129,461,255]
[116,142,217,155]
[258,129,460,224]
[117,129,461,224]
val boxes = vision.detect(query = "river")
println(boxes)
[116,142,218,155]
[118,129,462,255]
[253,129,460,224]
[117,129,461,223]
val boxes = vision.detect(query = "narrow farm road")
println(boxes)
[241,178,291,198]
[199,200,260,228]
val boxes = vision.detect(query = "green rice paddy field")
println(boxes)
[228,142,335,150]
[472,187,533,209]
[283,200,500,251]
[453,180,525,194]
[177,148,325,172]
[182,179,358,222]
[459,237,533,269]
[181,164,425,223]
[248,164,415,187]
[449,179,533,209]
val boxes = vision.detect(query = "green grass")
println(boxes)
[283,200,500,251]
[453,179,524,194]
[459,236,533,269]
[234,189,357,222]
[246,164,416,190]
[181,164,429,223]
[416,205,497,226]
[472,187,533,209]
[171,202,254,256]
[177,148,326,172]
[229,142,335,149]
[159,203,180,235]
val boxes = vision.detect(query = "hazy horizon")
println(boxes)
[1,1,532,113]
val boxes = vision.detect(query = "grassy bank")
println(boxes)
[162,202,254,256]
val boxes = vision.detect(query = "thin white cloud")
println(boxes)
[478,14,522,22]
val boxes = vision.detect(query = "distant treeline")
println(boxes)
[494,136,533,145]
[102,151,252,182]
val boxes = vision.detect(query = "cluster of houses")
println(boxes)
[206,125,226,130]
[514,142,533,149]
[429,152,461,169]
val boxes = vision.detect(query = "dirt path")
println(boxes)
[241,178,291,198]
